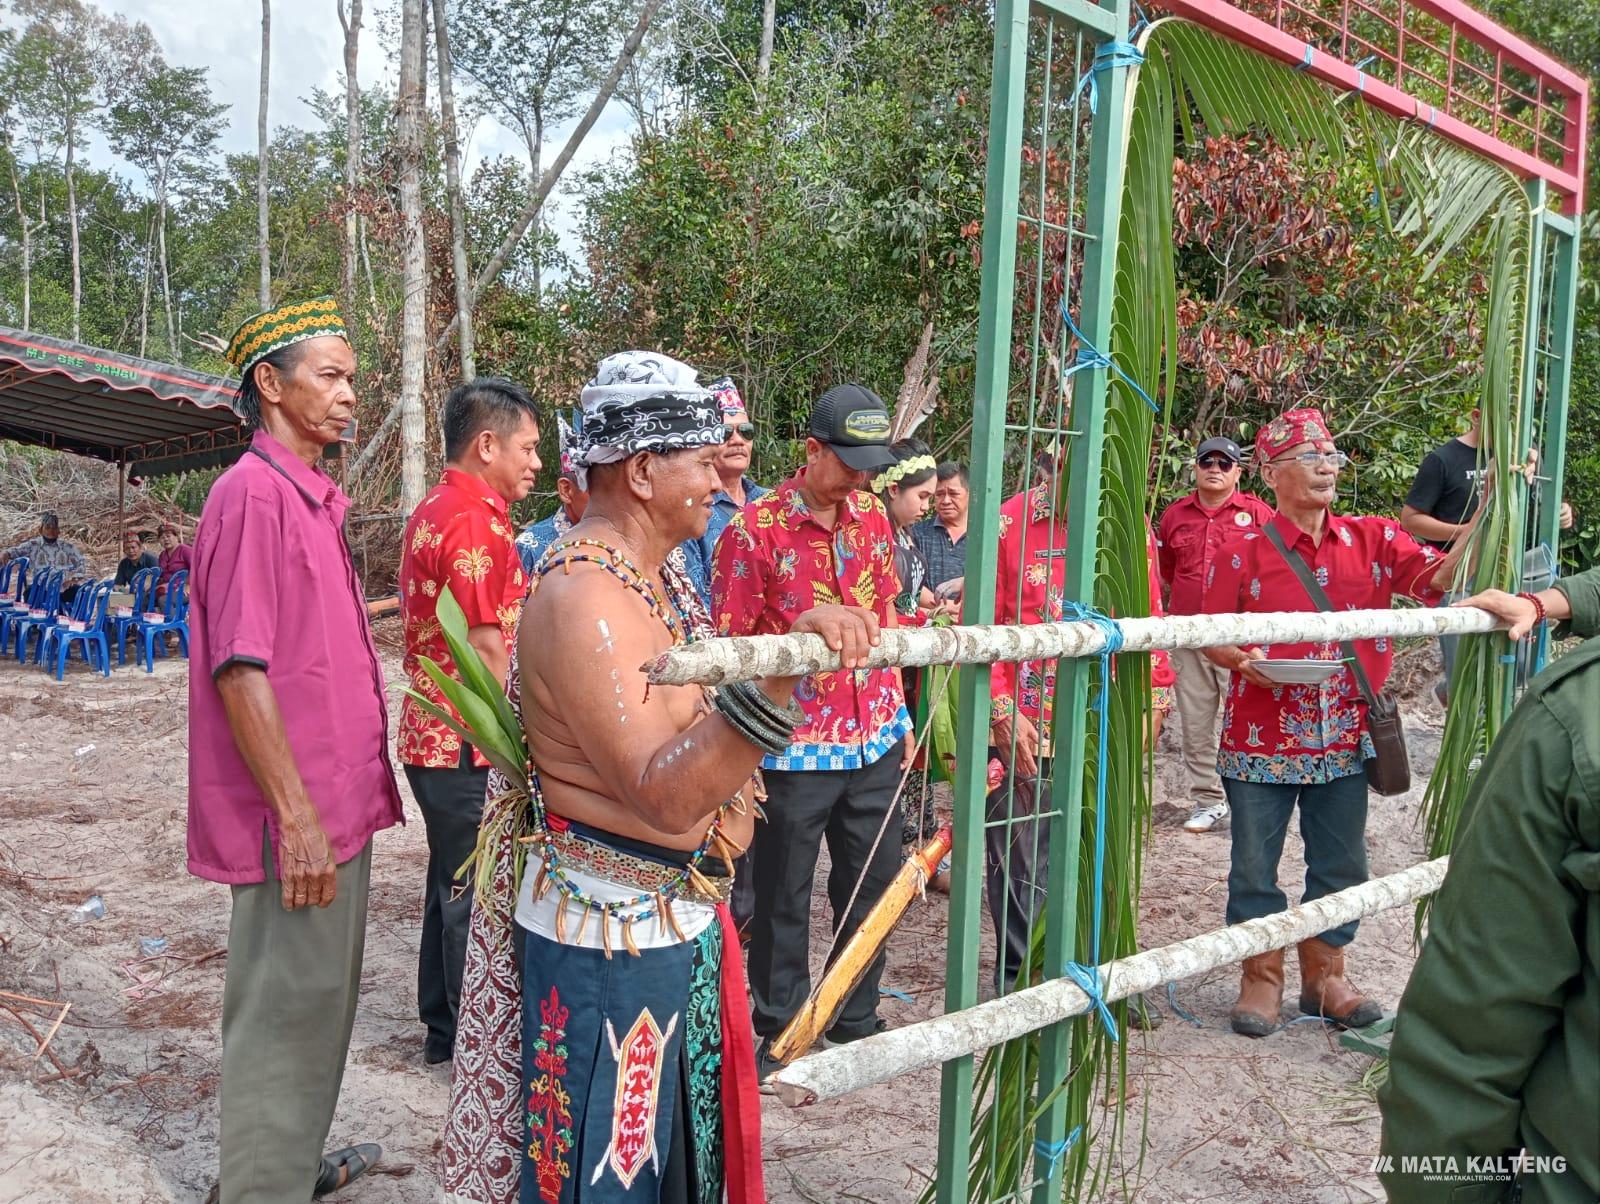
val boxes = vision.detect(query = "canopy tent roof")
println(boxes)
[0,326,247,478]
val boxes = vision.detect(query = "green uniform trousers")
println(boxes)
[219,835,371,1204]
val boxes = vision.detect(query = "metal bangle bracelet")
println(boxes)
[740,680,806,729]
[721,685,794,751]
[714,685,793,754]
[726,679,803,741]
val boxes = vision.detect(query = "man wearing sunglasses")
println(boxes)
[682,376,768,607]
[1156,436,1274,833]
[1199,408,1476,1040]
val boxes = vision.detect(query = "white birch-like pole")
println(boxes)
[769,857,1449,1107]
[645,606,1501,686]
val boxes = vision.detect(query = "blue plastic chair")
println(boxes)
[0,558,30,636]
[134,570,189,672]
[10,569,63,662]
[42,580,114,679]
[19,571,90,665]
[113,566,162,666]
[0,556,28,604]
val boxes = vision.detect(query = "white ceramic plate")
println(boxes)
[1254,658,1347,685]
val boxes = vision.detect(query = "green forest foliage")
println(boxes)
[0,0,1593,557]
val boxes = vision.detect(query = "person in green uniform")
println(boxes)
[1377,573,1600,1204]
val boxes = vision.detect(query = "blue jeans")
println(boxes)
[1222,771,1369,947]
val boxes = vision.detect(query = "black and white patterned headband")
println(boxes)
[572,351,726,489]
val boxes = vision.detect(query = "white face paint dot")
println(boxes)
[685,496,696,507]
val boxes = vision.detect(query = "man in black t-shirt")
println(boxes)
[1401,411,1485,551]
[1401,413,1484,705]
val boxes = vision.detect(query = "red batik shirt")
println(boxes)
[1201,509,1444,785]
[712,471,911,771]
[398,469,526,768]
[989,486,1174,745]
[1156,488,1276,615]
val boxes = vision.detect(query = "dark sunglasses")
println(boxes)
[726,421,755,440]
[1195,455,1237,470]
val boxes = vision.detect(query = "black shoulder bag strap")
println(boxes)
[1260,521,1381,710]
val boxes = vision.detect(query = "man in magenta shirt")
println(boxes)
[155,521,192,598]
[1155,436,1275,833]
[189,296,400,1202]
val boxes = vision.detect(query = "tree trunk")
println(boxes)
[358,216,378,308]
[432,0,474,378]
[257,0,273,311]
[396,0,429,513]
[757,0,776,87]
[65,119,81,341]
[10,153,32,331]
[528,114,542,297]
[138,211,153,357]
[338,0,363,311]
[157,175,178,362]
[431,0,664,356]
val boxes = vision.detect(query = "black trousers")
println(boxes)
[404,754,489,1055]
[984,755,1054,990]
[747,752,902,1043]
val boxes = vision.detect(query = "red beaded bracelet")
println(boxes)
[1515,590,1547,628]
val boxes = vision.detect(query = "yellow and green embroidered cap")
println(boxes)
[225,296,349,375]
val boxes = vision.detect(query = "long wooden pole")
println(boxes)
[769,857,1449,1107]
[645,606,1503,686]
[770,827,952,1064]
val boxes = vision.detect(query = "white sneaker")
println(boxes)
[1183,802,1229,832]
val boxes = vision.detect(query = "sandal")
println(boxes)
[313,1143,383,1196]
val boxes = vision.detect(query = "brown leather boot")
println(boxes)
[1229,949,1284,1037]
[1297,937,1383,1028]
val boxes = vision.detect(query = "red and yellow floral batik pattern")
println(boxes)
[398,469,526,768]
[711,470,910,771]
[1202,510,1444,785]
[988,487,1173,744]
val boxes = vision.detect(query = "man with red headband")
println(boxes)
[1201,408,1475,1039]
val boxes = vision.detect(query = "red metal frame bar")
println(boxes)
[1158,0,1588,213]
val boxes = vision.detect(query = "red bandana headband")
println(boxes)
[1254,407,1332,466]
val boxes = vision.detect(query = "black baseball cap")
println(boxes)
[808,384,896,472]
[1195,436,1243,463]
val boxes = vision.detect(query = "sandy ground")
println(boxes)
[0,636,1447,1203]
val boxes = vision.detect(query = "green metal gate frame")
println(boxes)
[940,1,1136,1200]
[938,2,1582,1201]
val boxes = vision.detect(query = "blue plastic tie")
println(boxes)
[1034,1126,1084,1176]
[1425,104,1438,127]
[879,986,915,1003]
[1063,961,1121,1040]
[1499,653,1518,664]
[1059,302,1160,412]
[1164,982,1206,1028]
[1073,40,1146,115]
[1052,601,1127,1042]
[1295,44,1314,70]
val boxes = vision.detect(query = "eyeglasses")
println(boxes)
[1273,451,1349,469]
[726,422,755,440]
[1195,455,1237,470]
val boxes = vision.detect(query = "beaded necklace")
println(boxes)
[522,534,743,956]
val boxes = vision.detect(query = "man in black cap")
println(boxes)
[713,384,913,1082]
[1155,435,1274,832]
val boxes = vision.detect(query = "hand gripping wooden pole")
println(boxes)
[769,826,954,1065]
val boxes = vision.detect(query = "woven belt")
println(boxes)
[544,825,733,907]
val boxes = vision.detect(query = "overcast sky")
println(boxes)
[88,0,637,258]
